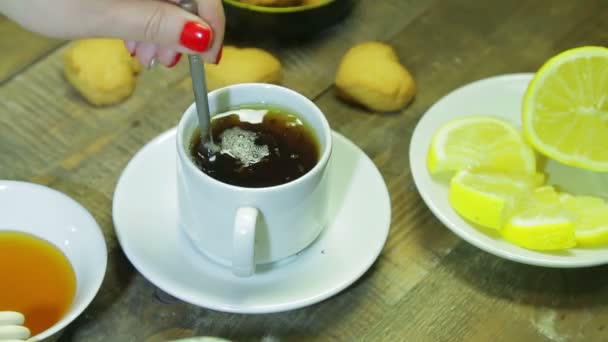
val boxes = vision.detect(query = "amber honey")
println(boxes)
[0,231,76,335]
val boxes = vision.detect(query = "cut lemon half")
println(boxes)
[427,116,536,175]
[502,186,576,251]
[560,194,608,247]
[449,170,544,230]
[522,46,608,171]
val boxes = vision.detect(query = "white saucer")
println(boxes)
[112,128,391,313]
[410,73,608,268]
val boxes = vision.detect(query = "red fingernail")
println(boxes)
[168,53,182,68]
[215,45,223,64]
[130,51,136,57]
[180,21,212,52]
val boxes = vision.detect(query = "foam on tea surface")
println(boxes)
[190,107,319,188]
[219,126,270,166]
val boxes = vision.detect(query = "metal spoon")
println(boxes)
[178,0,219,155]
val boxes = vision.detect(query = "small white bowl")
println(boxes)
[0,180,107,341]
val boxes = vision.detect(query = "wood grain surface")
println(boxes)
[0,15,63,83]
[2,1,608,341]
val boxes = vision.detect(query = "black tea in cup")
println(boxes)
[189,106,320,188]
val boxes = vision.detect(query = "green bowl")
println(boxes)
[222,0,355,39]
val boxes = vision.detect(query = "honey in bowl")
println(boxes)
[0,231,76,336]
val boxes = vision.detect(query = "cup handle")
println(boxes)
[232,207,258,277]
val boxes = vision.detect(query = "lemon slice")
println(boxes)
[560,194,608,247]
[427,116,536,175]
[449,170,544,230]
[522,46,608,171]
[502,186,576,251]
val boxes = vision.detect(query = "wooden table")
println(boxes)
[2,1,608,341]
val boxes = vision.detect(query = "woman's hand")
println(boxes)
[0,0,225,67]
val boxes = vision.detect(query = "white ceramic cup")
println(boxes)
[176,83,333,277]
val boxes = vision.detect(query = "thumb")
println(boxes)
[98,0,216,54]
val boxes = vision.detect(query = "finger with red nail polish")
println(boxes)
[179,21,213,52]
[135,42,159,68]
[88,0,225,64]
[169,53,182,68]
[215,45,223,64]
[195,0,226,64]
[156,48,182,68]
[124,40,137,56]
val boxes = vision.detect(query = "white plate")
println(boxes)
[112,128,391,313]
[0,181,107,341]
[410,73,608,268]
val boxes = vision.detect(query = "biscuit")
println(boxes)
[335,42,416,112]
[202,46,282,91]
[63,39,141,106]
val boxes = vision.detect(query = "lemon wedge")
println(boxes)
[502,186,576,251]
[560,194,608,247]
[427,116,536,175]
[522,46,608,171]
[449,170,544,230]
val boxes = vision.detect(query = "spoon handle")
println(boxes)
[178,0,214,144]
[178,0,198,13]
[188,55,213,142]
